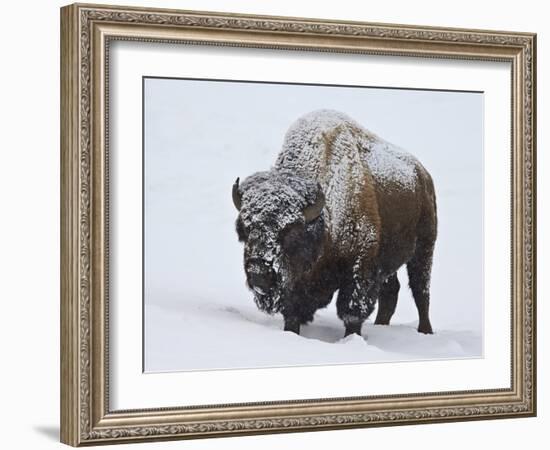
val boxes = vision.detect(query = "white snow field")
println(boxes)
[144,78,483,373]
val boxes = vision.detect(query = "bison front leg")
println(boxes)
[281,298,315,335]
[336,268,380,338]
[283,316,301,334]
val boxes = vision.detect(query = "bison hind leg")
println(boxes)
[407,240,435,335]
[374,273,400,325]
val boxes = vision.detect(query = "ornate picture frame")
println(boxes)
[60,3,536,446]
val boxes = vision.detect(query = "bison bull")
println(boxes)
[232,109,437,338]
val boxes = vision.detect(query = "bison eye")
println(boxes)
[236,219,248,242]
[281,222,304,250]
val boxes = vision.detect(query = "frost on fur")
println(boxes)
[234,109,437,338]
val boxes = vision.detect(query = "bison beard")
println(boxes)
[233,109,437,339]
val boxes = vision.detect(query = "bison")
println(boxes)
[232,109,437,338]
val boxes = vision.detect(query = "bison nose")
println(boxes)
[248,272,272,293]
[246,261,275,293]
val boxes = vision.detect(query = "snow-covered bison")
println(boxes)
[232,109,437,338]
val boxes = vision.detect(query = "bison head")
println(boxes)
[232,171,326,313]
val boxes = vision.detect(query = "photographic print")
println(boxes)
[143,78,483,373]
[61,5,536,444]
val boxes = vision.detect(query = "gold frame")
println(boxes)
[60,2,536,446]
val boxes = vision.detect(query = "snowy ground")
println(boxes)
[145,290,481,372]
[143,78,484,373]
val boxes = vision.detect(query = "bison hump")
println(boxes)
[277,109,419,192]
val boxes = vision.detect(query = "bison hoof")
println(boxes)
[284,319,300,335]
[344,322,363,337]
[418,322,433,334]
[374,316,391,326]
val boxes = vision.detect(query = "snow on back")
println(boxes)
[286,109,364,136]
[365,139,417,191]
[278,110,418,194]
[278,109,372,174]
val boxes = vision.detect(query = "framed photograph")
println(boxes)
[60,3,536,446]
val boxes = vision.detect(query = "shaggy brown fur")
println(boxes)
[233,109,437,338]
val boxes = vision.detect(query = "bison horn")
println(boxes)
[304,190,325,223]
[232,177,242,211]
